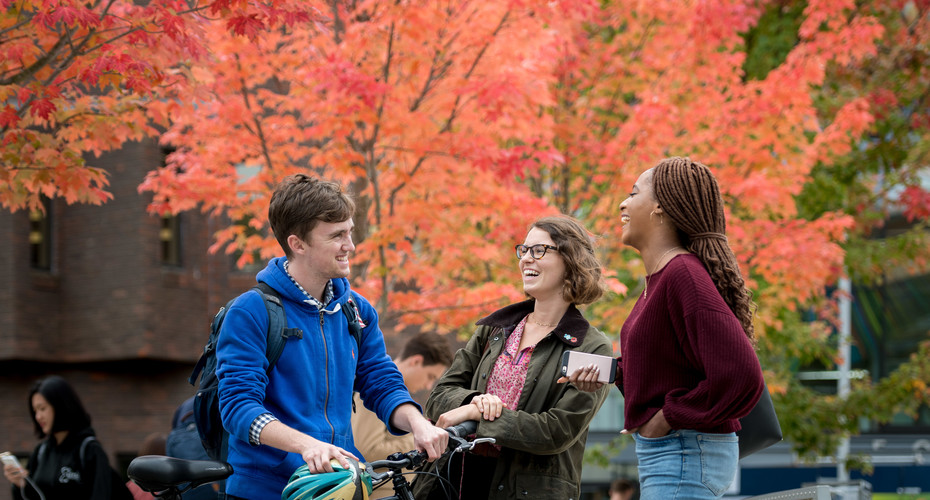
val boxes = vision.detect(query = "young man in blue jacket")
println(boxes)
[215,174,448,500]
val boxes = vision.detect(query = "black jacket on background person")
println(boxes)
[12,426,120,500]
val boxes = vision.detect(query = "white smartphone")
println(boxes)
[1,452,23,470]
[560,350,617,384]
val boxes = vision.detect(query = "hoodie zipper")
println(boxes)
[320,313,336,442]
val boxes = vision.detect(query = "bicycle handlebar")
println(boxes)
[366,420,490,482]
[446,420,476,440]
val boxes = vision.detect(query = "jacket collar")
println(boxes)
[476,299,589,347]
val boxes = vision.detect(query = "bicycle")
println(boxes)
[360,420,493,500]
[127,420,493,500]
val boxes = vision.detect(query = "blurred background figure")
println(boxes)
[352,332,454,461]
[165,397,218,499]
[609,478,637,500]
[3,375,131,500]
[125,433,166,500]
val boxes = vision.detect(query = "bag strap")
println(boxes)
[342,295,364,348]
[79,436,97,468]
[38,435,96,468]
[254,281,302,374]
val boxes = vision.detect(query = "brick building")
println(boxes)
[0,139,257,499]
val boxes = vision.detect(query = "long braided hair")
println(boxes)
[652,157,755,339]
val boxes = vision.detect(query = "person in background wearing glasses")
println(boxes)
[412,215,613,500]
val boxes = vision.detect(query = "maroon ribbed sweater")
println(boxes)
[616,253,764,433]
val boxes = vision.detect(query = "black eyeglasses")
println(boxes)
[515,244,559,260]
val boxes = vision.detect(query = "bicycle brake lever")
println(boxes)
[454,437,497,453]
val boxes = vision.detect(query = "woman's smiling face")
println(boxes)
[519,227,566,301]
[619,168,659,250]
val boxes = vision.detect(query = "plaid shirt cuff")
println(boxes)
[249,413,277,445]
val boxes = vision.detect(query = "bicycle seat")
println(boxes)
[127,455,233,492]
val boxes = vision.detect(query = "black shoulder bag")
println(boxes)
[736,380,782,459]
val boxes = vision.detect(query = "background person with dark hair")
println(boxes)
[125,433,166,500]
[609,478,637,500]
[164,397,217,500]
[352,332,454,461]
[3,375,130,500]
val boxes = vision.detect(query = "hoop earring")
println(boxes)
[650,210,663,224]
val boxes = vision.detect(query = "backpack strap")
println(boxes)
[342,295,364,348]
[79,436,97,468]
[37,436,96,468]
[254,281,302,373]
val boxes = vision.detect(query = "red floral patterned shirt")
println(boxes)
[486,315,534,410]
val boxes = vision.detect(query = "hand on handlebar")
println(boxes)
[298,438,358,474]
[410,417,449,462]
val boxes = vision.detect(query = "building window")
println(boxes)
[29,198,51,270]
[160,214,181,266]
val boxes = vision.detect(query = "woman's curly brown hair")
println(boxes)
[652,157,755,339]
[531,215,606,305]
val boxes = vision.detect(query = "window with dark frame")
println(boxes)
[160,214,181,266]
[29,197,51,270]
[158,146,183,267]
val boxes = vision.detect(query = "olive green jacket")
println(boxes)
[412,300,611,500]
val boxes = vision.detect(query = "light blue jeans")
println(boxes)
[634,429,738,500]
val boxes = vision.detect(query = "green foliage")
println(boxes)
[742,1,805,81]
[583,433,632,468]
[844,226,930,285]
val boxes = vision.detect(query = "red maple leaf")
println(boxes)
[29,98,57,120]
[227,14,264,39]
[0,105,20,127]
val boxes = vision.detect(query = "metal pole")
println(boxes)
[837,276,851,483]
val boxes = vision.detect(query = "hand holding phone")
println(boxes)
[1,452,23,470]
[560,350,616,384]
[2,452,27,489]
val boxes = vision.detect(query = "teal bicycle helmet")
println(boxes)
[282,458,373,500]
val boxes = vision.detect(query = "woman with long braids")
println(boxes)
[563,157,765,499]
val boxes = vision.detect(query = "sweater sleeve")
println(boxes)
[662,309,763,429]
[660,261,764,430]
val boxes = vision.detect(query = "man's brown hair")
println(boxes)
[400,332,454,368]
[268,174,355,257]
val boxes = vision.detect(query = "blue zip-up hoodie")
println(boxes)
[216,257,418,499]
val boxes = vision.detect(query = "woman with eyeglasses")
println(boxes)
[412,215,612,500]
